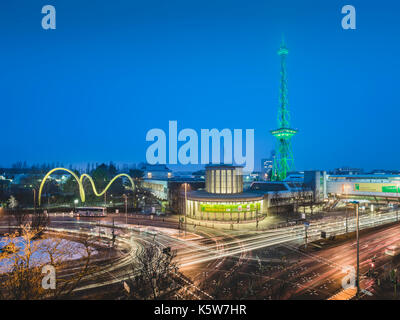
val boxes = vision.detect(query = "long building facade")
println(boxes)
[326,174,400,200]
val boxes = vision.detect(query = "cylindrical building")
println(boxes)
[205,165,243,194]
[186,165,264,223]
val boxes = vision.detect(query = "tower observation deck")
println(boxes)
[271,39,298,181]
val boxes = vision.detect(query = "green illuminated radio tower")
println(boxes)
[271,38,298,181]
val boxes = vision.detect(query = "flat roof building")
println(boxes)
[326,173,400,200]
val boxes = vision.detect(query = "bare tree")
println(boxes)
[298,184,320,218]
[272,190,281,217]
[46,234,98,299]
[0,226,46,299]
[125,241,179,300]
[292,186,302,216]
[7,196,28,234]
[10,211,29,234]
[0,226,98,300]
[9,209,49,238]
[308,192,317,217]
[298,183,310,217]
[31,211,50,237]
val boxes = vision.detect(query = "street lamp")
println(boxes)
[185,183,187,238]
[180,183,189,237]
[184,183,188,237]
[344,184,351,234]
[30,185,36,214]
[350,200,360,296]
[123,194,128,224]
[396,184,400,222]
[256,206,259,230]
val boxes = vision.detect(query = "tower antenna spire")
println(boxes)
[271,38,298,181]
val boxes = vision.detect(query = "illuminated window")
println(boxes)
[206,170,210,192]
[227,170,232,194]
[221,170,226,193]
[216,170,220,193]
[233,169,237,193]
[210,170,215,193]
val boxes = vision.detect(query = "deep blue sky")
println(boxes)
[0,0,399,171]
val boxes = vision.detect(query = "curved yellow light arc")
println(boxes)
[80,173,135,197]
[38,168,84,206]
[38,168,135,206]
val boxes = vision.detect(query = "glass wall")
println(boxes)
[215,170,220,193]
[206,169,210,192]
[221,170,226,193]
[227,170,232,194]
[205,167,243,194]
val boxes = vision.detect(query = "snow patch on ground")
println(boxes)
[0,237,97,274]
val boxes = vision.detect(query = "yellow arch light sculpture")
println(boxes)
[38,168,135,206]
[79,173,135,197]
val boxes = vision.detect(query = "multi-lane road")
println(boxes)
[3,210,400,299]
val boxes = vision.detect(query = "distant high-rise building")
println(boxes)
[261,158,273,181]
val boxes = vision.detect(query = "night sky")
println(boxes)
[1,0,399,171]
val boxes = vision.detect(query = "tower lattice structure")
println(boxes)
[271,39,297,181]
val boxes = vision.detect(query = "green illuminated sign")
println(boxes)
[355,183,400,193]
[200,203,261,213]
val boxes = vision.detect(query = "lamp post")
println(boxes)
[30,185,36,214]
[304,221,309,250]
[256,207,259,230]
[184,183,187,237]
[344,184,351,234]
[179,183,189,237]
[123,194,128,224]
[395,183,399,222]
[356,201,360,297]
[351,200,360,296]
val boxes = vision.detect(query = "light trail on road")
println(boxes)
[5,209,399,299]
[46,210,400,271]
